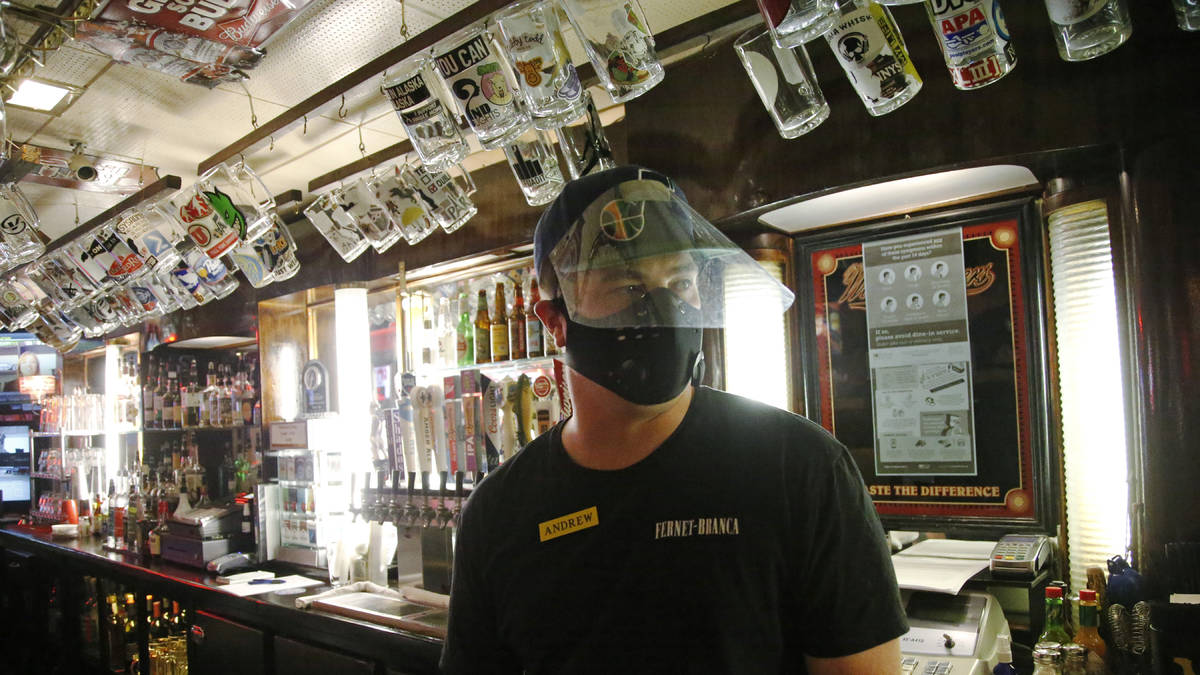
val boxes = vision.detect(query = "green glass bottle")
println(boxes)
[457,292,474,366]
[1038,585,1073,644]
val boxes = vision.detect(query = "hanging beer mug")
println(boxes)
[382,53,471,172]
[753,0,839,48]
[156,268,199,310]
[164,252,214,307]
[63,302,106,339]
[1041,0,1132,61]
[0,277,39,329]
[180,239,239,300]
[559,0,664,103]
[0,182,46,269]
[552,90,617,180]
[30,307,82,353]
[228,214,301,288]
[24,258,88,309]
[734,23,831,139]
[115,204,187,273]
[501,128,565,206]
[303,192,371,263]
[925,0,1016,90]
[825,0,922,116]
[371,167,438,245]
[495,0,586,126]
[432,21,531,149]
[397,161,479,234]
[176,161,275,259]
[337,176,406,253]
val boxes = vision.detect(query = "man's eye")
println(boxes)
[622,284,646,296]
[669,279,694,293]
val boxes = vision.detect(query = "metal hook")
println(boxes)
[358,122,367,157]
[269,135,275,152]
[240,82,258,129]
[302,115,308,135]
[338,94,348,119]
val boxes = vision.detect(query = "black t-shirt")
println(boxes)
[440,387,908,674]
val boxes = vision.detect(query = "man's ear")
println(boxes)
[533,299,567,348]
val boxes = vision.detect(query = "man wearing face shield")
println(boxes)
[441,167,907,674]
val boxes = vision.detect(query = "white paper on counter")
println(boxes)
[217,574,324,597]
[891,555,989,595]
[895,538,995,560]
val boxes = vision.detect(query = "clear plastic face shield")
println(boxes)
[545,179,794,329]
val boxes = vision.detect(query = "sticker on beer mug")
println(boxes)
[826,3,922,112]
[435,33,517,132]
[177,189,245,258]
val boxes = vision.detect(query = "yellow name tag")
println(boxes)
[538,506,599,542]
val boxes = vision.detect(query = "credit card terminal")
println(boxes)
[988,534,1050,577]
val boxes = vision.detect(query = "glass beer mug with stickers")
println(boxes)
[175,162,275,260]
[398,160,479,235]
[336,176,405,253]
[303,192,371,263]
[370,167,438,245]
[0,182,46,272]
[383,53,471,172]
[432,21,531,149]
[227,214,301,288]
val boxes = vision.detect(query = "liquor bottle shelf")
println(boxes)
[32,429,139,438]
[142,425,261,432]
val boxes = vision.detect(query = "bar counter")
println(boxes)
[0,524,442,674]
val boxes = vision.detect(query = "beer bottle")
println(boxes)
[509,282,527,360]
[491,282,510,362]
[457,291,473,366]
[474,289,491,364]
[526,278,544,358]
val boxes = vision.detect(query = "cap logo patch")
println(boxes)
[599,199,644,242]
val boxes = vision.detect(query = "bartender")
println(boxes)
[441,166,907,673]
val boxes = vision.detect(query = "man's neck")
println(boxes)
[560,370,694,471]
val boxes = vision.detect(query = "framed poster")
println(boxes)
[795,198,1057,534]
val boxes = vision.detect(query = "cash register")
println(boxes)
[899,590,1011,675]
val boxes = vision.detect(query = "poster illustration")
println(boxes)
[801,203,1053,529]
[862,229,977,476]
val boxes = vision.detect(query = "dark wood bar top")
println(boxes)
[0,524,442,674]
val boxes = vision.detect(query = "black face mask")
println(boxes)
[558,290,705,406]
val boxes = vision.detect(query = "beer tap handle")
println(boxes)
[349,472,360,522]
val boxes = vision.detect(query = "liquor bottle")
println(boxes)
[1039,585,1074,645]
[201,361,217,427]
[219,365,236,427]
[169,600,186,635]
[1073,589,1108,670]
[219,447,236,498]
[924,0,1016,90]
[149,601,168,640]
[148,498,167,558]
[491,282,510,362]
[526,278,544,358]
[124,477,142,554]
[183,359,201,428]
[474,289,491,364]
[123,593,138,665]
[456,291,474,366]
[240,355,257,426]
[142,358,157,430]
[825,0,922,116]
[509,282,527,360]
[105,595,127,673]
[164,367,180,429]
[151,366,165,430]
